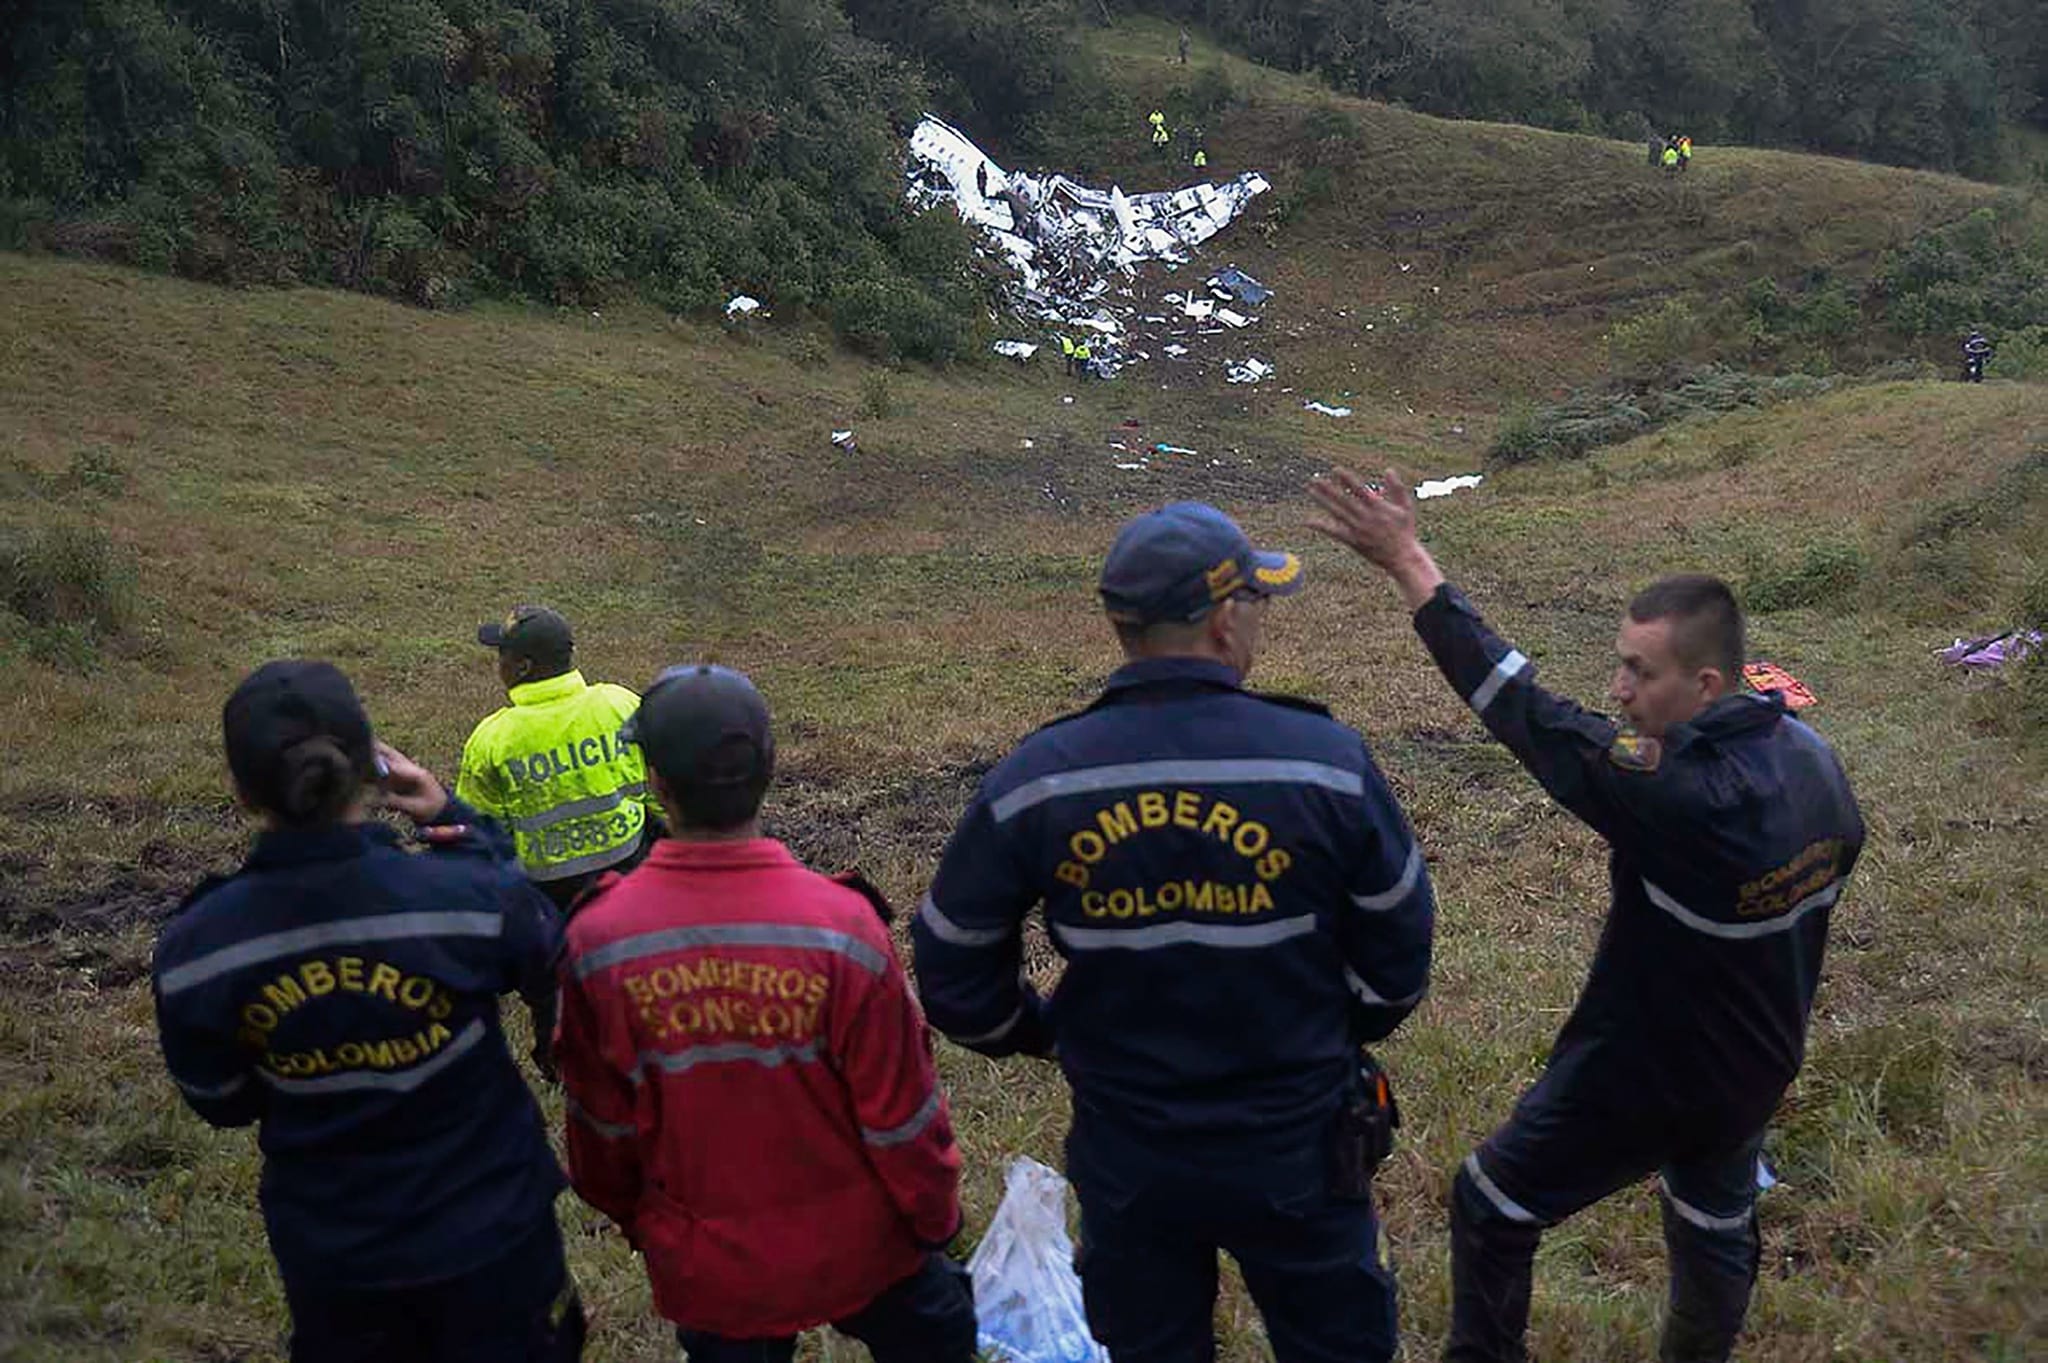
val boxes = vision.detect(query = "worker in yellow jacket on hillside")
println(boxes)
[458,605,661,909]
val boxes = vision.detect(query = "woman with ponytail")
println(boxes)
[152,660,585,1363]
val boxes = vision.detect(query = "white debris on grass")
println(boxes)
[830,429,857,452]
[906,114,1269,378]
[992,340,1040,360]
[725,295,763,317]
[1163,344,1190,358]
[1304,401,1352,417]
[1414,473,1484,499]
[1215,308,1251,329]
[1226,357,1274,384]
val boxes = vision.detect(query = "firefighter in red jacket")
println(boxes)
[554,663,974,1362]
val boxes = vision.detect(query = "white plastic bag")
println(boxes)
[967,1158,1110,1363]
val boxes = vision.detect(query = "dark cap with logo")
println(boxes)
[477,605,574,663]
[222,660,376,809]
[623,664,775,828]
[1099,501,1304,626]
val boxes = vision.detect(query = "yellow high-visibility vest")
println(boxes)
[456,670,652,881]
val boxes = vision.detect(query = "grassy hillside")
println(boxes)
[1047,20,2012,412]
[3,30,2045,1361]
[4,245,2045,1360]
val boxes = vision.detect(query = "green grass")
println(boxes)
[2,27,2046,1358]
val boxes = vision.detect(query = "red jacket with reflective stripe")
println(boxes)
[556,838,961,1335]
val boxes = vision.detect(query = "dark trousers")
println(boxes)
[1445,1069,1764,1363]
[1071,1130,1397,1363]
[284,1215,584,1363]
[675,1253,976,1363]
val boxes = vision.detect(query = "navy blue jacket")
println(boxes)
[1414,585,1865,1136]
[152,801,566,1292]
[913,657,1435,1148]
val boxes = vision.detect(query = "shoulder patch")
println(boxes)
[1247,690,1334,719]
[1607,732,1664,773]
[830,869,895,925]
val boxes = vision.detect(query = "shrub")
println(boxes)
[0,525,136,635]
[1607,298,1704,380]
[1987,326,2048,380]
[1741,537,1869,613]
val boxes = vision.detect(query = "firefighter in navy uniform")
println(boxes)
[1308,469,1867,1363]
[913,502,1436,1363]
[153,661,583,1363]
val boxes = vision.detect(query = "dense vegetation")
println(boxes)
[1139,0,2048,179]
[3,0,2043,347]
[0,0,1086,357]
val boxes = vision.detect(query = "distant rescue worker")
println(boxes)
[153,661,582,1363]
[1193,146,1209,169]
[1678,134,1693,169]
[1307,469,1866,1363]
[458,605,658,908]
[556,664,973,1363]
[1061,334,1080,376]
[1178,26,1191,64]
[914,503,1436,1363]
[1661,142,1680,172]
[1149,109,1171,146]
[1962,328,1993,382]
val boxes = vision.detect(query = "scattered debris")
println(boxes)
[1304,401,1352,418]
[725,295,763,317]
[1153,443,1198,456]
[1163,344,1190,358]
[830,429,858,453]
[1216,308,1252,329]
[1208,267,1272,306]
[992,340,1040,360]
[1413,473,1484,500]
[1226,357,1274,385]
[1938,630,2043,672]
[906,114,1269,380]
[1019,438,1036,449]
[1741,661,1817,707]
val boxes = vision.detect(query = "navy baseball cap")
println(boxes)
[1099,502,1304,626]
[222,660,376,807]
[623,664,775,827]
[477,605,573,662]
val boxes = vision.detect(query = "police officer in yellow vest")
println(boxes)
[458,606,660,909]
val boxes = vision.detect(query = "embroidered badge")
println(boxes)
[1608,732,1663,773]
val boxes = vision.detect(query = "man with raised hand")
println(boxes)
[554,664,973,1363]
[1307,468,1866,1363]
[914,501,1435,1363]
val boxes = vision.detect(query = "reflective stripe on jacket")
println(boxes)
[913,656,1434,1147]
[456,670,651,880]
[1411,584,1865,1135]
[557,839,962,1336]
[151,804,566,1292]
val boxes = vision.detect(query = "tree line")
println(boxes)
[0,0,1082,357]
[1137,0,2047,179]
[2,0,2041,341]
